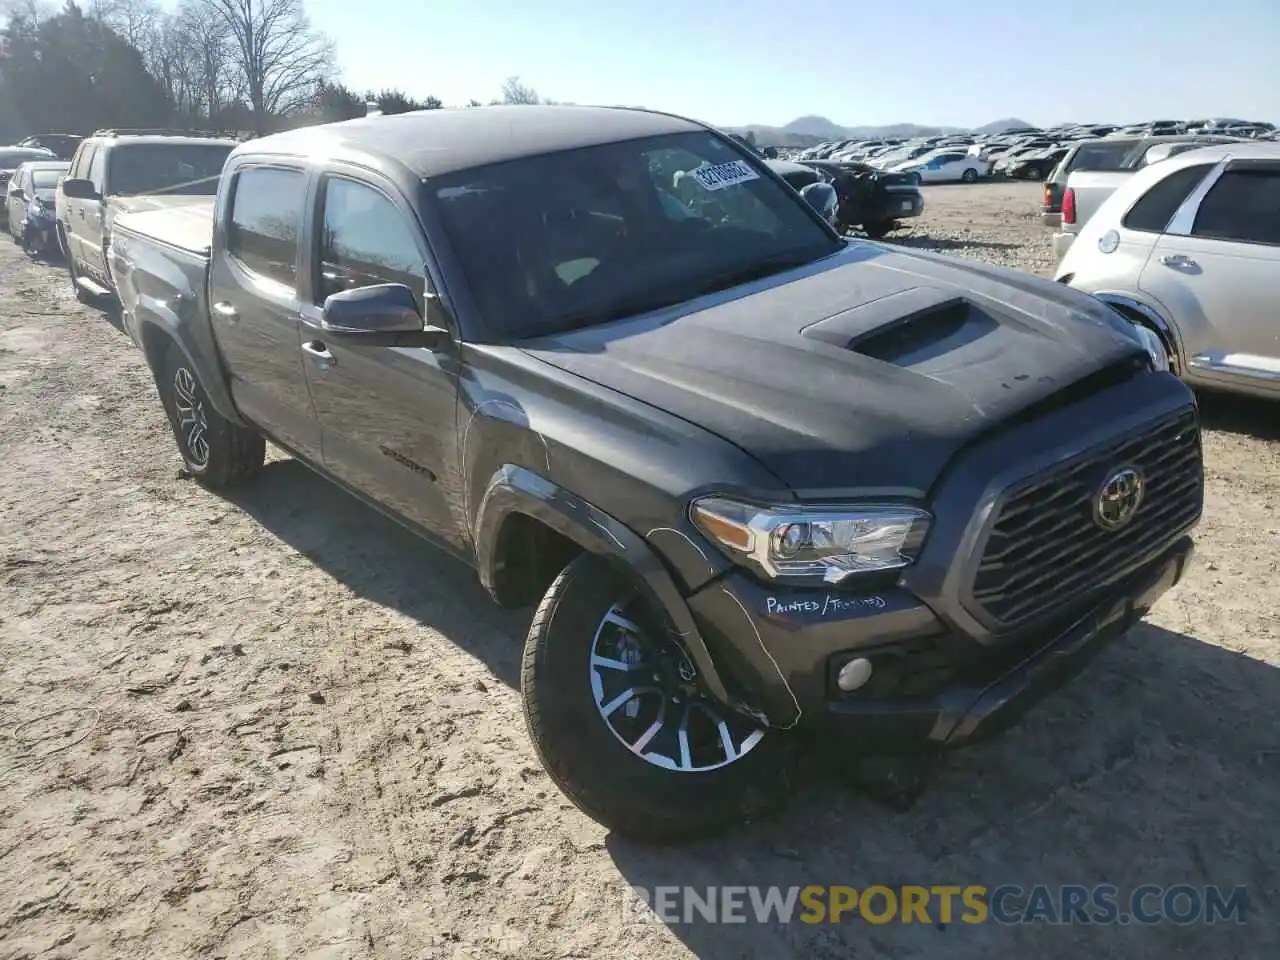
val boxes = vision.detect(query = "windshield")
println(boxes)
[31,169,64,191]
[429,131,839,339]
[0,149,53,171]
[1067,142,1134,173]
[106,143,234,197]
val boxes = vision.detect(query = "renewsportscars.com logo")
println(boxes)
[622,884,1249,927]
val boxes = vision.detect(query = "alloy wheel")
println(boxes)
[172,366,210,467]
[589,603,764,772]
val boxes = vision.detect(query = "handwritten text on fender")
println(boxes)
[765,595,887,616]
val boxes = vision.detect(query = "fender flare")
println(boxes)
[472,463,734,709]
[1093,292,1183,367]
[135,309,247,427]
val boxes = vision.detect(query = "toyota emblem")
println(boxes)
[1094,467,1145,530]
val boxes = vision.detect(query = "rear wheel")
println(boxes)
[863,219,896,239]
[159,342,265,487]
[521,554,793,843]
[961,168,979,184]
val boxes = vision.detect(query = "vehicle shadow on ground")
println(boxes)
[606,624,1279,958]
[219,458,531,688]
[216,460,1277,958]
[1195,390,1280,442]
[889,235,1023,253]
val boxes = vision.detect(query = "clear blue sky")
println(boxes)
[307,0,1279,128]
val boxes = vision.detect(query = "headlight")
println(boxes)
[690,497,931,584]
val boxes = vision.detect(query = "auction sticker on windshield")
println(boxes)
[691,161,760,191]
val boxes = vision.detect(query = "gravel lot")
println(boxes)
[1,180,1277,959]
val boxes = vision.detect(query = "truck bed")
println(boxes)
[112,197,215,258]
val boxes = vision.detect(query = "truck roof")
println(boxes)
[89,135,240,148]
[240,105,703,178]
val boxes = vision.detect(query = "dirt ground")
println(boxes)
[1,181,1277,959]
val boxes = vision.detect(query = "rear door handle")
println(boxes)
[211,301,238,323]
[301,340,335,370]
[1159,254,1197,268]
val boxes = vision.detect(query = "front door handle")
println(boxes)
[211,301,238,323]
[1159,254,1197,268]
[301,340,335,370]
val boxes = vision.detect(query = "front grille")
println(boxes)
[969,408,1202,628]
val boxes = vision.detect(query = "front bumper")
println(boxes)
[688,537,1190,749]
[678,371,1201,748]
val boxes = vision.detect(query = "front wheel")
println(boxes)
[159,342,265,487]
[521,554,793,843]
[67,253,94,304]
[961,168,979,183]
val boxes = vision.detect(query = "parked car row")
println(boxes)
[789,117,1277,185]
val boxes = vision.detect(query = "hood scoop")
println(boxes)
[802,285,1004,367]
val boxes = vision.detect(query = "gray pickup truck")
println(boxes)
[108,106,1204,842]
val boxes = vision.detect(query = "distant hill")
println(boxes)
[973,117,1036,134]
[725,115,1036,147]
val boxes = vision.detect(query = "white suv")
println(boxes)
[1055,142,1280,400]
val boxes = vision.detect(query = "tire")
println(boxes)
[159,342,265,487]
[522,554,793,843]
[1023,165,1043,181]
[863,219,895,239]
[961,168,979,184]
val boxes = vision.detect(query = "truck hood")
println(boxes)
[523,243,1147,497]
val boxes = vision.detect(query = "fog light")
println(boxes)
[837,657,873,692]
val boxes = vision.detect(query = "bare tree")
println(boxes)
[177,0,235,119]
[91,0,159,53]
[499,75,542,105]
[0,0,52,23]
[198,0,333,130]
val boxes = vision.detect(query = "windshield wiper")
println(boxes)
[683,247,830,300]
[533,289,695,336]
[526,247,833,338]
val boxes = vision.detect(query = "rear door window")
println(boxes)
[1122,163,1214,233]
[227,166,307,289]
[1190,167,1280,245]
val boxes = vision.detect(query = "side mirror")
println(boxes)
[799,181,839,226]
[319,282,452,349]
[60,177,99,200]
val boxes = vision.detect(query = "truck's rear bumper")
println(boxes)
[1052,230,1076,261]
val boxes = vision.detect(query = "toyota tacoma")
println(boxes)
[106,105,1204,843]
